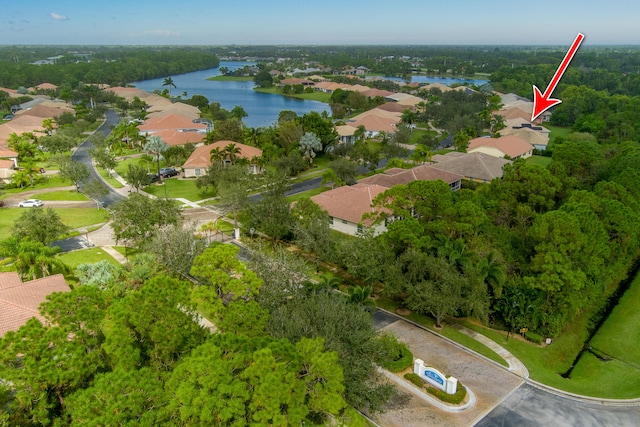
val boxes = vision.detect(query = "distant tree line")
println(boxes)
[0,46,219,88]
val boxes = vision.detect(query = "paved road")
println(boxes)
[474,383,640,427]
[72,109,125,208]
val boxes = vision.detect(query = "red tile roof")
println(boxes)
[468,135,534,159]
[182,141,263,169]
[151,129,205,147]
[138,114,207,132]
[311,184,389,225]
[359,164,462,187]
[0,273,70,336]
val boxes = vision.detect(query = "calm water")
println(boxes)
[130,61,331,128]
[410,75,488,85]
[131,61,488,128]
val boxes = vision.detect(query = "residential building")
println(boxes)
[0,273,70,337]
[182,140,263,177]
[312,165,462,236]
[468,135,534,160]
[430,151,511,183]
[311,184,390,236]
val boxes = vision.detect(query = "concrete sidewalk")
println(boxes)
[450,323,529,379]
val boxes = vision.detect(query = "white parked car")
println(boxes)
[18,199,43,208]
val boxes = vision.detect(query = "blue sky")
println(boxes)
[2,0,639,45]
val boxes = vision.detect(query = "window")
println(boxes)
[342,219,348,224]
[329,216,334,225]
[195,168,201,176]
[357,224,363,233]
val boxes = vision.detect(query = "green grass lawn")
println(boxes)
[35,190,89,201]
[543,123,572,144]
[57,247,121,268]
[114,156,150,178]
[96,166,125,189]
[459,293,640,399]
[142,179,216,202]
[2,176,72,196]
[253,86,331,103]
[590,273,640,362]
[525,155,552,168]
[0,208,111,240]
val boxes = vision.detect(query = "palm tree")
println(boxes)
[230,105,248,123]
[162,77,177,97]
[321,168,342,189]
[353,125,366,143]
[401,109,417,132]
[348,286,376,311]
[243,127,262,147]
[143,136,169,180]
[224,143,241,165]
[478,251,506,298]
[42,118,56,135]
[410,144,432,164]
[0,238,68,281]
[307,274,341,295]
[209,147,225,165]
[436,235,475,273]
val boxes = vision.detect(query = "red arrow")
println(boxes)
[531,33,585,121]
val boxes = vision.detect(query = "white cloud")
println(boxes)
[49,12,68,21]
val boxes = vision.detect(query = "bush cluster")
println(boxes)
[380,343,414,373]
[524,331,543,344]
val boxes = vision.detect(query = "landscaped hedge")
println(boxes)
[426,383,467,404]
[404,373,424,387]
[382,343,414,373]
[403,373,468,405]
[525,331,543,344]
[377,333,414,372]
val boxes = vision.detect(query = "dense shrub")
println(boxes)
[427,383,467,405]
[377,333,414,373]
[525,331,544,344]
[404,373,423,388]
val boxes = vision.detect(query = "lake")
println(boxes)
[130,61,331,128]
[131,61,489,128]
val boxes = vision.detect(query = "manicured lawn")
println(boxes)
[2,176,72,195]
[543,123,572,144]
[57,247,121,268]
[0,208,111,240]
[114,156,152,177]
[253,86,331,103]
[142,179,215,202]
[586,271,640,371]
[96,166,125,189]
[459,291,640,398]
[408,129,438,145]
[35,190,89,201]
[525,155,552,168]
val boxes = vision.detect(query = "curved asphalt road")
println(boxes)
[71,109,125,208]
[53,109,124,252]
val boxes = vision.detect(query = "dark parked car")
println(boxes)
[159,167,179,178]
[145,173,160,184]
